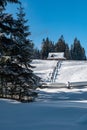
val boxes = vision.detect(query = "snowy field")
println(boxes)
[31,60,87,83]
[31,60,58,82]
[55,60,87,83]
[1,99,87,130]
[1,60,87,130]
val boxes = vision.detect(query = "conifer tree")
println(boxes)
[0,1,40,101]
[64,44,71,60]
[41,37,54,59]
[0,0,19,98]
[55,35,66,52]
[70,38,86,60]
[14,3,40,90]
[33,48,41,59]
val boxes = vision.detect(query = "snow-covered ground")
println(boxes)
[1,99,87,130]
[55,60,87,83]
[31,60,87,83]
[31,60,58,82]
[1,60,87,130]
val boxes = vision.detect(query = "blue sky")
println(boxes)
[7,0,87,54]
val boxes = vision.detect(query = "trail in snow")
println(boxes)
[31,60,58,82]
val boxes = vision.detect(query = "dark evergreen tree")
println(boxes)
[49,41,55,52]
[12,3,40,97]
[70,38,86,60]
[33,48,41,59]
[41,37,54,59]
[55,35,66,52]
[14,3,32,65]
[0,1,40,101]
[81,47,86,60]
[64,44,71,60]
[0,0,20,98]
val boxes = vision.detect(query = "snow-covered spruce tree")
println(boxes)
[0,0,20,98]
[0,1,40,101]
[10,3,40,100]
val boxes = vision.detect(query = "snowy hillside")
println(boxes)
[31,60,58,82]
[55,60,87,83]
[31,60,87,83]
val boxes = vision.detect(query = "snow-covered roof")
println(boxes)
[47,52,66,60]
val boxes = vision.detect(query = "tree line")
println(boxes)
[33,35,86,60]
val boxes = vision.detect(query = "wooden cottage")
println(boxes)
[47,52,66,60]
